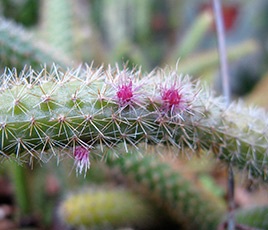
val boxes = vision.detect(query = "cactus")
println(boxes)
[106,153,226,230]
[40,0,75,57]
[59,187,156,229]
[0,65,267,181]
[0,17,71,70]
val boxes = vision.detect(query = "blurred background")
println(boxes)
[0,0,268,229]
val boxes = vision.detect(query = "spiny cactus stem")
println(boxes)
[0,66,267,181]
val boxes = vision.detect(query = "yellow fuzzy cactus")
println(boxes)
[59,187,155,229]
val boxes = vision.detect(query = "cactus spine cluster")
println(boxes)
[0,65,267,181]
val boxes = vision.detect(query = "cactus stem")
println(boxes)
[0,65,267,181]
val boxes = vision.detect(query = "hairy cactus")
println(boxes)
[0,65,267,181]
[106,153,226,230]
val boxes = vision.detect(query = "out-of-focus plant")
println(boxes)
[59,187,157,229]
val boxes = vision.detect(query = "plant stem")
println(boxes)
[212,0,231,105]
[213,0,234,229]
[9,162,31,215]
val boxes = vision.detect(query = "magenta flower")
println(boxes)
[161,87,182,110]
[116,81,134,106]
[160,85,189,118]
[107,68,148,108]
[158,72,196,118]
[73,146,90,177]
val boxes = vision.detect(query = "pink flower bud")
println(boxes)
[158,72,197,118]
[73,146,90,177]
[116,81,133,106]
[161,87,182,110]
[107,67,147,108]
[160,85,187,117]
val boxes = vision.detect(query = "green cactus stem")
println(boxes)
[0,65,267,181]
[106,153,226,230]
[59,187,156,229]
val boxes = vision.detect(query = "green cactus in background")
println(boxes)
[40,0,75,57]
[106,153,226,230]
[0,17,71,70]
[167,10,214,61]
[177,39,259,77]
[59,187,157,229]
[60,157,268,230]
[0,65,267,182]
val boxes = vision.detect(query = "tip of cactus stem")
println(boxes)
[73,146,90,177]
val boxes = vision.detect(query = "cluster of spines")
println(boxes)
[0,65,267,181]
[107,153,226,230]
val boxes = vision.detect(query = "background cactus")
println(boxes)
[0,17,71,71]
[106,152,226,230]
[59,187,157,229]
[39,0,75,58]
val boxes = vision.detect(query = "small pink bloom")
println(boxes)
[161,87,182,110]
[73,146,90,176]
[108,67,147,108]
[116,81,133,106]
[161,85,187,116]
